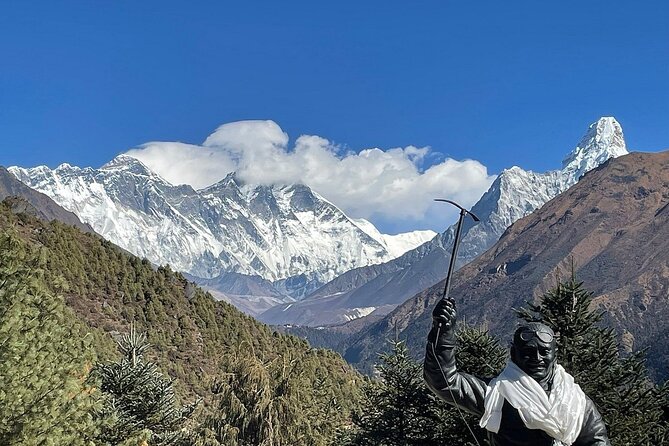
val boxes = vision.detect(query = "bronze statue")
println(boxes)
[424,297,611,446]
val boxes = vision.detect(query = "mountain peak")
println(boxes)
[200,171,241,193]
[100,154,174,185]
[561,117,628,181]
[101,154,152,174]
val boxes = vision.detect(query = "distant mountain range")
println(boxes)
[9,155,434,301]
[259,117,629,326]
[341,150,669,380]
[7,117,630,324]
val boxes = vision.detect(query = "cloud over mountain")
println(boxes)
[125,120,495,228]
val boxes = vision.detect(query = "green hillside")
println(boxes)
[0,199,364,444]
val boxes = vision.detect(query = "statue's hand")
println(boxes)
[432,297,457,330]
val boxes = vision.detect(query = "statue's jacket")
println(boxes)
[423,325,611,446]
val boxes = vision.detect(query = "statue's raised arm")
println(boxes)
[423,297,489,417]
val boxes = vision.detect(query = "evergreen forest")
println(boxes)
[1,199,667,444]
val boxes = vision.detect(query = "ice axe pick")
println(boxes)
[434,199,480,328]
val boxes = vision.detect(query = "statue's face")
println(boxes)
[511,325,557,382]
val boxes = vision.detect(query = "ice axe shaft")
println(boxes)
[430,199,483,446]
[434,199,480,326]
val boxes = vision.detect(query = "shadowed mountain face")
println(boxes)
[259,243,452,325]
[343,151,669,380]
[259,117,629,327]
[0,166,94,233]
[183,271,296,317]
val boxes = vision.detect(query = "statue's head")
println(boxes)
[510,322,557,384]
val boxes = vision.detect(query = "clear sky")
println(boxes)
[1,1,667,233]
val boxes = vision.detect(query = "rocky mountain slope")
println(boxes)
[259,117,629,326]
[342,150,669,380]
[9,156,433,299]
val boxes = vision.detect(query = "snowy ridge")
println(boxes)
[352,218,436,258]
[342,307,377,321]
[433,116,629,265]
[9,155,430,298]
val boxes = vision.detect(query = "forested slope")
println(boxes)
[0,199,364,444]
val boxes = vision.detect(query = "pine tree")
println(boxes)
[197,348,281,446]
[344,339,437,445]
[93,325,197,445]
[195,346,330,446]
[0,229,99,445]
[517,277,669,443]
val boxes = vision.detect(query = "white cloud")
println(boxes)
[203,120,289,152]
[125,120,495,231]
[125,142,237,189]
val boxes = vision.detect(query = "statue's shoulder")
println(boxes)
[583,395,605,419]
[577,396,611,444]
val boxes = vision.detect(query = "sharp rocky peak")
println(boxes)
[222,171,243,186]
[198,171,242,193]
[100,154,156,176]
[561,117,628,180]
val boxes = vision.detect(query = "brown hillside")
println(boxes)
[345,151,669,379]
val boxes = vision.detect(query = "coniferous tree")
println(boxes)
[0,230,99,445]
[94,325,197,445]
[197,348,281,446]
[195,345,345,446]
[348,339,436,445]
[517,277,669,444]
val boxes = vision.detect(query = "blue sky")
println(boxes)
[1,1,667,232]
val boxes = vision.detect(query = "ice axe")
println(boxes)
[433,199,480,328]
[429,199,483,446]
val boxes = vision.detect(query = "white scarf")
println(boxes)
[479,361,586,445]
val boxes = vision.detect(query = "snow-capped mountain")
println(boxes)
[9,156,434,298]
[441,116,628,264]
[352,218,436,258]
[561,116,628,182]
[259,117,629,326]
